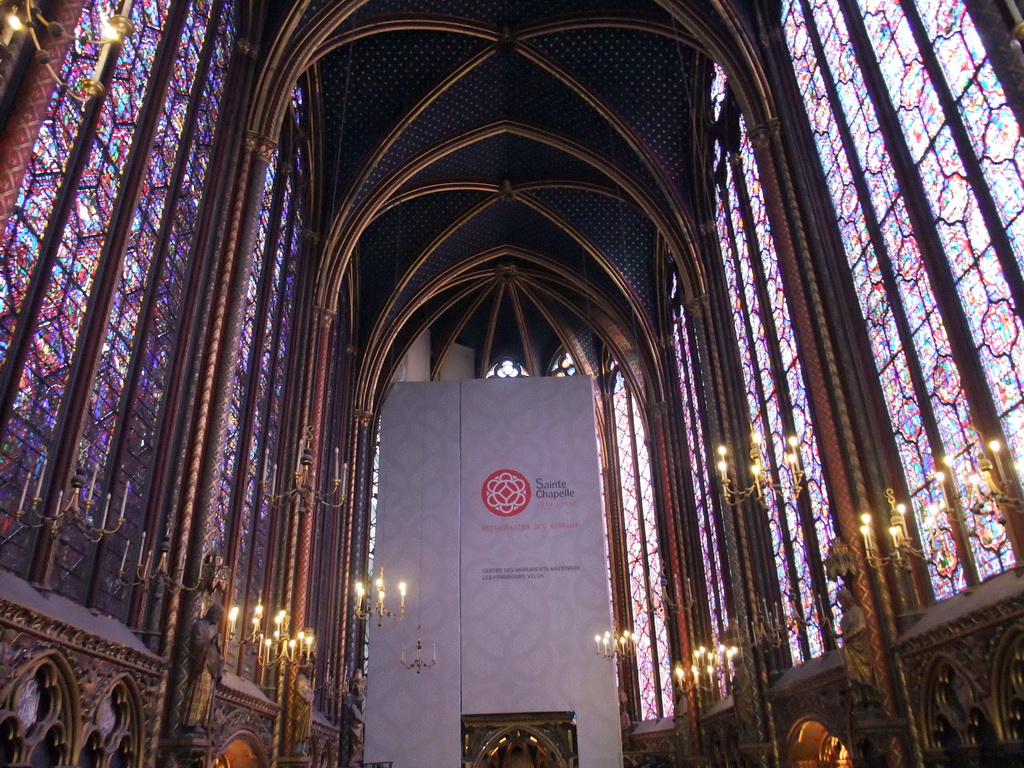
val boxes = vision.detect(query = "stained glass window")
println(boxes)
[215,152,279,557]
[611,368,673,719]
[708,62,835,661]
[0,0,173,576]
[673,302,728,646]
[486,358,529,378]
[782,0,1023,596]
[0,0,237,594]
[548,350,577,376]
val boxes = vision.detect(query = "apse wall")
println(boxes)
[363,377,621,767]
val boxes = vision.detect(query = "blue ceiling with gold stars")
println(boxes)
[286,0,727,383]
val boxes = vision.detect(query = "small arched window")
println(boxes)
[548,351,577,377]
[486,359,529,378]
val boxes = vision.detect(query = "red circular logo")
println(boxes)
[482,469,531,517]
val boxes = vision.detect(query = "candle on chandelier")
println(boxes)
[859,512,873,556]
[119,485,128,522]
[988,439,1008,480]
[933,470,949,509]
[35,452,47,499]
[119,543,129,574]
[17,470,29,512]
[99,492,111,531]
[399,582,407,610]
[87,462,98,506]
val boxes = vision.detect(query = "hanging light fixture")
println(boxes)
[593,629,635,660]
[1,0,134,101]
[716,427,806,505]
[14,449,125,542]
[354,567,405,627]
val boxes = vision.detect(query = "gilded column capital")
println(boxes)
[354,409,375,428]
[746,120,780,151]
[244,131,277,164]
[684,293,710,318]
[697,220,717,238]
[314,305,337,323]
[236,39,258,58]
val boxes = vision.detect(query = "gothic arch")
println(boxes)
[784,717,851,767]
[214,731,270,768]
[0,650,81,765]
[993,624,1024,742]
[920,655,994,753]
[471,724,569,768]
[79,675,146,768]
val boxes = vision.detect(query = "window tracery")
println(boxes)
[0,0,237,613]
[610,366,672,719]
[486,359,529,378]
[783,0,1023,596]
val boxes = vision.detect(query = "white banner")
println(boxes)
[365,377,621,767]
[364,382,462,768]
[460,376,621,767]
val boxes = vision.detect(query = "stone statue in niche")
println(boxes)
[180,602,225,736]
[292,670,314,754]
[346,669,367,764]
[837,587,879,710]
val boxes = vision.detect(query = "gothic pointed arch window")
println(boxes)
[548,350,577,377]
[709,64,836,663]
[0,0,237,615]
[671,283,730,659]
[220,105,306,672]
[782,0,1024,597]
[608,364,673,719]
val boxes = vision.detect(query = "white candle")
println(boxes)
[119,486,128,521]
[432,643,436,664]
[99,492,111,530]
[137,531,146,567]
[87,462,98,505]
[17,475,28,512]
[269,462,277,498]
[35,453,47,498]
[401,645,406,664]
[119,544,128,573]
[334,447,340,482]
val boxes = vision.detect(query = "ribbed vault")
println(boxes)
[252,0,769,409]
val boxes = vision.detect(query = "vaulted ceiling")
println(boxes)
[258,0,768,406]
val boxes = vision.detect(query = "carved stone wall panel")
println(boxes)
[899,583,1024,760]
[769,663,848,750]
[0,596,165,764]
[211,683,277,758]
